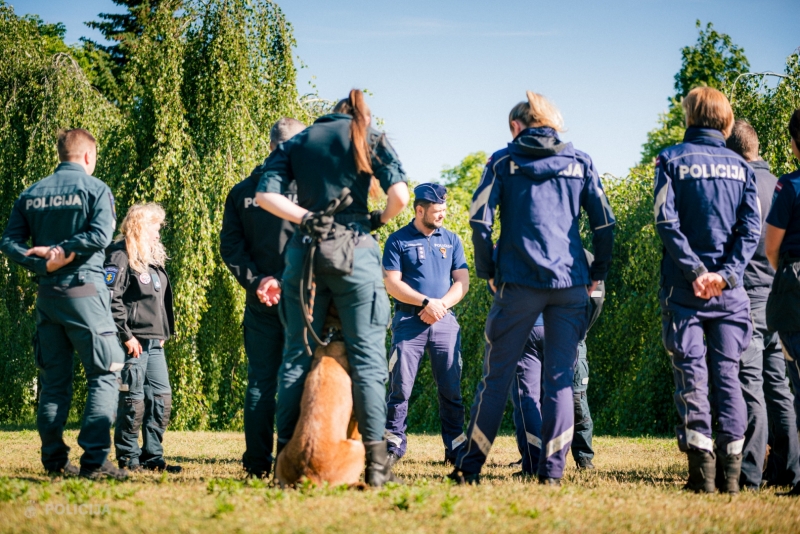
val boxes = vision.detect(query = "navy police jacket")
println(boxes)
[469,127,615,289]
[220,162,297,307]
[654,127,761,291]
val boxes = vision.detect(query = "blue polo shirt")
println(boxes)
[766,169,800,257]
[383,221,468,300]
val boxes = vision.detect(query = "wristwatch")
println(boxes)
[421,298,430,308]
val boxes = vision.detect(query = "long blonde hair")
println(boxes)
[116,203,167,274]
[509,91,565,132]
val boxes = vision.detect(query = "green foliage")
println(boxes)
[0,0,309,428]
[640,21,750,164]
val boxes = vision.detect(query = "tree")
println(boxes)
[640,21,750,165]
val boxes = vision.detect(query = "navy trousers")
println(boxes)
[456,284,588,479]
[385,310,465,459]
[739,287,800,488]
[242,303,284,473]
[510,328,594,474]
[777,332,800,469]
[661,286,751,454]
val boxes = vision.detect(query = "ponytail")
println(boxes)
[333,89,373,174]
[508,91,565,132]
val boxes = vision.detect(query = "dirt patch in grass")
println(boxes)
[0,431,798,533]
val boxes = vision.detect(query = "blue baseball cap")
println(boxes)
[414,183,447,204]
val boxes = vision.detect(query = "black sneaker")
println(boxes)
[244,466,270,479]
[507,458,523,467]
[511,470,535,480]
[143,461,183,474]
[80,461,128,481]
[576,458,595,470]
[447,468,480,485]
[778,482,800,497]
[538,476,561,486]
[46,461,80,477]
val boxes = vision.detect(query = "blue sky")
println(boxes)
[10,0,800,181]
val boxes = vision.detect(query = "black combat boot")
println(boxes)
[538,476,561,486]
[46,461,79,478]
[80,461,128,481]
[717,452,743,494]
[447,468,480,485]
[684,449,716,493]
[364,441,402,487]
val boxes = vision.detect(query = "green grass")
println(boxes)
[0,430,798,533]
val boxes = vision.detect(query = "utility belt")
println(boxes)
[766,255,800,332]
[37,271,105,297]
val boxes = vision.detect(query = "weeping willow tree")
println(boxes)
[0,0,311,428]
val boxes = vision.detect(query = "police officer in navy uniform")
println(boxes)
[655,87,761,494]
[764,107,800,496]
[510,249,604,476]
[726,119,800,490]
[0,129,127,480]
[382,183,470,466]
[220,118,305,478]
[255,90,409,486]
[105,203,181,473]
[451,91,615,485]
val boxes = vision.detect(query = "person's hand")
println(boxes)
[369,210,385,231]
[488,278,497,294]
[693,272,726,299]
[125,337,143,358]
[257,276,281,306]
[418,309,438,325]
[299,211,334,237]
[422,298,447,321]
[26,246,76,273]
[587,280,600,296]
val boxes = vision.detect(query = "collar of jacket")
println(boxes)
[749,159,770,171]
[55,161,87,174]
[314,113,352,125]
[508,127,569,159]
[683,127,726,147]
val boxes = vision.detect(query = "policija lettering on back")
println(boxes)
[25,194,82,210]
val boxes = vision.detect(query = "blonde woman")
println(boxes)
[450,91,616,486]
[104,203,181,473]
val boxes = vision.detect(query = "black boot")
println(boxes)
[717,453,742,494]
[80,461,128,481]
[684,450,716,493]
[364,441,401,487]
[447,468,480,485]
[778,482,800,496]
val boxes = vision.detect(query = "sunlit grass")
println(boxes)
[0,430,798,533]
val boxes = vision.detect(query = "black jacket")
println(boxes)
[743,160,778,290]
[220,171,297,307]
[104,240,175,342]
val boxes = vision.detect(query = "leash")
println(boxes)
[299,188,353,355]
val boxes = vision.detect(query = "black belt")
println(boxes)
[334,213,369,224]
[395,302,425,314]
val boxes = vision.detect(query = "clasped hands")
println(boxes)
[24,245,75,273]
[692,272,727,299]
[419,298,447,325]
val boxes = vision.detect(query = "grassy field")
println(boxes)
[0,430,798,533]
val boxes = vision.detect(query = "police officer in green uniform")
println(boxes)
[255,90,409,486]
[0,129,127,480]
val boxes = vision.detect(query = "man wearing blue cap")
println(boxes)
[382,183,470,465]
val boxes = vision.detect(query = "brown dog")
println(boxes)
[275,304,365,487]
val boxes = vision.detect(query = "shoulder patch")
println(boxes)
[776,182,783,192]
[104,266,118,286]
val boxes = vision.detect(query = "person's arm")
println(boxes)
[220,190,268,299]
[716,169,762,289]
[581,159,615,285]
[653,157,708,284]
[469,155,503,281]
[104,248,140,356]
[384,270,428,305]
[765,224,785,270]
[0,199,48,275]
[441,268,469,308]
[57,188,116,257]
[382,182,409,223]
